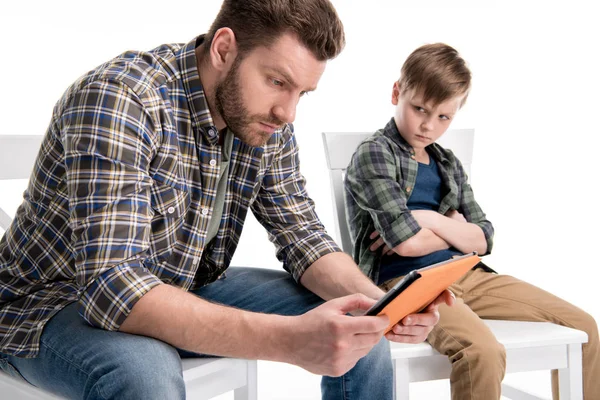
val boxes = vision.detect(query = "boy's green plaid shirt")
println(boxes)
[344,118,494,283]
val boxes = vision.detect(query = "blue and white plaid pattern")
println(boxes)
[0,36,340,357]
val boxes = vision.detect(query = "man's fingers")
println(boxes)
[385,329,430,344]
[331,293,378,314]
[369,230,380,240]
[428,289,455,309]
[347,317,390,336]
[400,308,440,328]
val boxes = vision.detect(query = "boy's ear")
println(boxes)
[391,81,401,106]
[209,27,239,73]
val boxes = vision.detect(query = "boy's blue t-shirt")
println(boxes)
[378,156,461,284]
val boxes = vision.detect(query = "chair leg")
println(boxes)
[394,359,410,400]
[558,344,584,400]
[234,360,258,400]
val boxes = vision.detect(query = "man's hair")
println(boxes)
[398,43,471,107]
[205,0,345,61]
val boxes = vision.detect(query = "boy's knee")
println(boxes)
[460,339,506,373]
[575,310,599,344]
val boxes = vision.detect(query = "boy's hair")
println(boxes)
[205,0,345,61]
[398,43,471,107]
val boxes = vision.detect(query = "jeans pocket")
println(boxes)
[0,356,28,383]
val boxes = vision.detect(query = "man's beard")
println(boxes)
[214,58,284,147]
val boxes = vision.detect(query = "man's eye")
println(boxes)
[300,91,309,97]
[272,79,283,87]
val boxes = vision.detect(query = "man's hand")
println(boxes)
[289,294,389,377]
[385,289,455,343]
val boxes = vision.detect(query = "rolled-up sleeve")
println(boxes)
[61,79,163,331]
[345,140,421,249]
[250,132,341,282]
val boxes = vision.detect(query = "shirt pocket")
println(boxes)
[150,181,189,217]
[148,181,190,261]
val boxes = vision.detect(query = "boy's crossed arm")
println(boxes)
[370,209,486,257]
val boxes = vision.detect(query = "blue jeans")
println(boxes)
[1,267,393,399]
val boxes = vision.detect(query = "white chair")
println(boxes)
[322,130,588,400]
[0,134,258,400]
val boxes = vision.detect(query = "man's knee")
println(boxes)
[89,340,186,400]
[362,337,393,371]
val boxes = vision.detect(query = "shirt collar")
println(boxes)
[382,117,450,164]
[176,35,219,145]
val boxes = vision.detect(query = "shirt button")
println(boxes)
[406,187,412,193]
[167,206,176,214]
[201,208,209,216]
[209,159,217,166]
[208,127,217,138]
[410,155,416,160]
[54,305,61,311]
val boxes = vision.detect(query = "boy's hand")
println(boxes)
[385,289,455,343]
[445,209,466,223]
[290,294,389,376]
[369,231,395,255]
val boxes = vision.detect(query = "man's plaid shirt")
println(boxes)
[344,119,494,283]
[0,36,340,357]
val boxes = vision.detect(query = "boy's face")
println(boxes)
[215,32,326,147]
[391,82,463,153]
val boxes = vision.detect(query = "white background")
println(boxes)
[1,0,598,398]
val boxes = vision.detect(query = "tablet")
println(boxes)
[366,251,481,333]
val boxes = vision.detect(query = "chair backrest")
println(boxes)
[321,129,474,253]
[0,135,44,230]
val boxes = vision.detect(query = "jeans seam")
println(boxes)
[40,338,108,400]
[342,371,349,400]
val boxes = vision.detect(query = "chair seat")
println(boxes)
[391,319,588,399]
[391,320,588,359]
[0,357,257,400]
[182,357,257,400]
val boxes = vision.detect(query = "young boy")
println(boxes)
[344,43,600,399]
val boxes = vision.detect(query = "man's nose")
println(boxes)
[272,97,297,124]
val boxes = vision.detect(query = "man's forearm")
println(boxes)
[119,284,293,362]
[299,252,385,301]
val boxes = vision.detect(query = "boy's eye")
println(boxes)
[272,79,284,87]
[414,106,426,113]
[440,115,450,120]
[299,91,309,97]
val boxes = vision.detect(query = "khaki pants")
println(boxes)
[380,268,600,400]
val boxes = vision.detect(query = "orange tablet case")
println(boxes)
[378,252,481,334]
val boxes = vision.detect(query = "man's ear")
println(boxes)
[391,81,401,106]
[209,27,239,73]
